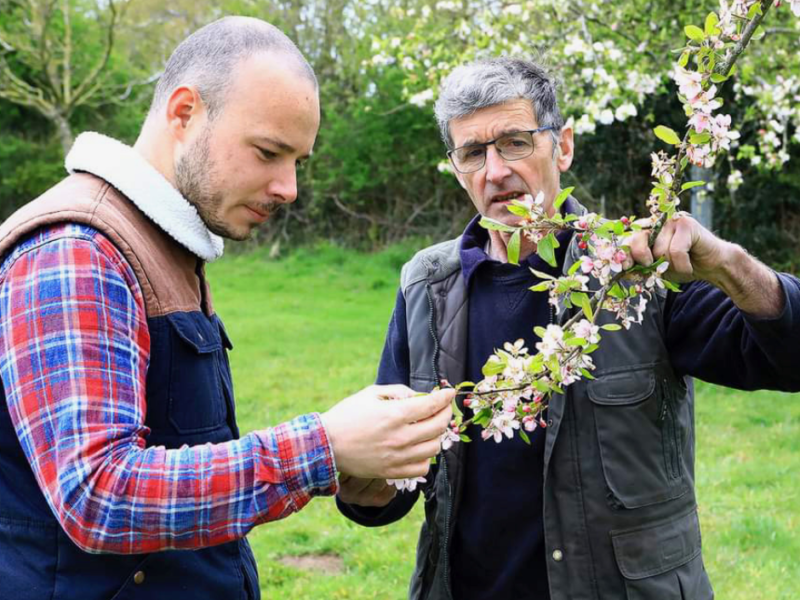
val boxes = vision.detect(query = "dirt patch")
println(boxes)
[277,553,345,575]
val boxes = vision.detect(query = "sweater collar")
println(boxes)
[460,196,581,287]
[65,132,225,262]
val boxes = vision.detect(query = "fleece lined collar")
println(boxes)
[65,132,225,262]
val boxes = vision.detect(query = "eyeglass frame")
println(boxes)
[446,126,558,174]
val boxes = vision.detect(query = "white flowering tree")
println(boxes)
[387,0,799,491]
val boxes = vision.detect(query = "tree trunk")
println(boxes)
[51,111,75,157]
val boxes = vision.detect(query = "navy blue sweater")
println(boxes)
[375,215,800,600]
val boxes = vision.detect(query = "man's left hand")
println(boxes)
[626,213,729,284]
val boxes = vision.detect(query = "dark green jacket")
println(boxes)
[341,229,715,600]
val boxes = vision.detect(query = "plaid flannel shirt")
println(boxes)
[0,223,338,554]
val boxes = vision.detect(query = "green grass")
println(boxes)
[207,244,800,599]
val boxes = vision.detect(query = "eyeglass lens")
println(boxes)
[452,131,536,173]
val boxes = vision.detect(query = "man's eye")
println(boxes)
[258,147,277,160]
[465,147,485,159]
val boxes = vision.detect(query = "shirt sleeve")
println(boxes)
[0,225,338,555]
[664,273,800,391]
[376,287,411,386]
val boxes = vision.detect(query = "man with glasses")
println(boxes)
[337,56,800,600]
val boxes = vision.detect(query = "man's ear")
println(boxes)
[165,86,207,142]
[556,125,575,172]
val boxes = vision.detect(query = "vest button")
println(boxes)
[547,418,554,427]
[552,549,564,562]
[133,571,146,585]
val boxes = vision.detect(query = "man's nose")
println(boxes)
[267,161,298,204]
[484,145,512,184]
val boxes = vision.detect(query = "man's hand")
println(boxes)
[627,213,726,283]
[321,385,454,480]
[337,474,397,507]
[626,213,783,318]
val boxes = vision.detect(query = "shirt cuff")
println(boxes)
[273,412,339,511]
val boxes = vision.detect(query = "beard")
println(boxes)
[174,126,249,241]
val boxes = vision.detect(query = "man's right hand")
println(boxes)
[320,384,454,480]
[337,474,397,507]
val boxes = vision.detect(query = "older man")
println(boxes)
[0,17,452,600]
[337,57,800,600]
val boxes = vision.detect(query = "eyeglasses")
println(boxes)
[447,126,557,174]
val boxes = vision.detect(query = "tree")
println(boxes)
[0,0,127,154]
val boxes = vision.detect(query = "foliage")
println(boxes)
[1,0,798,263]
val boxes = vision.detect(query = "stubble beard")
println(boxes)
[174,127,250,242]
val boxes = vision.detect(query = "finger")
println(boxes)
[651,220,676,260]
[403,437,445,464]
[627,230,653,268]
[372,384,416,401]
[402,388,455,423]
[403,404,453,445]
[667,219,695,278]
[364,477,391,497]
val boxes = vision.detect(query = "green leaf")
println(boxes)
[531,269,556,281]
[519,430,531,445]
[601,323,623,331]
[748,2,762,18]
[507,229,521,265]
[689,132,711,145]
[580,368,596,380]
[681,180,706,192]
[534,326,548,338]
[479,217,516,232]
[537,232,559,268]
[482,360,505,376]
[710,72,728,84]
[654,125,681,146]
[529,282,550,292]
[554,186,574,211]
[705,12,720,36]
[568,260,583,275]
[684,25,705,42]
[459,434,472,443]
[678,51,690,68]
[505,205,529,217]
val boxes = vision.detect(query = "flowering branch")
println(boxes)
[388,0,795,492]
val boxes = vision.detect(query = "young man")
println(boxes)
[337,57,800,600]
[0,17,452,599]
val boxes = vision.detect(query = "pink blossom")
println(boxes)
[674,67,703,101]
[688,111,712,133]
[387,477,426,492]
[573,319,600,344]
[440,428,461,451]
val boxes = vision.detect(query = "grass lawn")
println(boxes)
[207,243,800,600]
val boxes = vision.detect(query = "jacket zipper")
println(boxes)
[442,454,454,600]
[425,283,441,384]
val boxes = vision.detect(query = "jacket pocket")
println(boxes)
[612,509,714,600]
[167,312,228,433]
[588,368,688,509]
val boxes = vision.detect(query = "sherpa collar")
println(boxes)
[65,132,225,262]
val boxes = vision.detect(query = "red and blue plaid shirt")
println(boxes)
[0,223,338,554]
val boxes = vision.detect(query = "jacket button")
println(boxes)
[547,418,553,427]
[552,549,564,562]
[133,571,145,585]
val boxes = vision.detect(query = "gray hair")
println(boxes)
[148,16,317,121]
[434,57,564,150]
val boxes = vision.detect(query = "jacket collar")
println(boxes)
[65,132,225,262]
